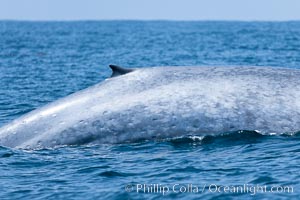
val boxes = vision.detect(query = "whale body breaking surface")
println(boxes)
[0,65,300,149]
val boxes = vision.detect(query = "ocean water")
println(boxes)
[0,21,300,199]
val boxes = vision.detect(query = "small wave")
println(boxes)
[3,130,299,150]
[0,151,14,158]
[160,130,299,146]
[0,145,15,157]
[98,170,135,177]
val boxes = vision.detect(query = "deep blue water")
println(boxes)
[0,21,300,199]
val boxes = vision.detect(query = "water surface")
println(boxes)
[0,21,300,199]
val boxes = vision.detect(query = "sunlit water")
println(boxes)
[0,21,300,199]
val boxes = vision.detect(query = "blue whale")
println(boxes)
[0,65,299,149]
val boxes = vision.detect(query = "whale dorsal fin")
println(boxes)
[109,65,134,77]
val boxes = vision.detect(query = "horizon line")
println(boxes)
[1,19,300,22]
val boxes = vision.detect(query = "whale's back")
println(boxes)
[0,66,300,148]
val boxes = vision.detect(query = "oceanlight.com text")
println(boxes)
[125,183,293,196]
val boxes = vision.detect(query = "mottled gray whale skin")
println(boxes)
[0,65,300,149]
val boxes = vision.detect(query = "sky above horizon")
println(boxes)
[0,0,300,21]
